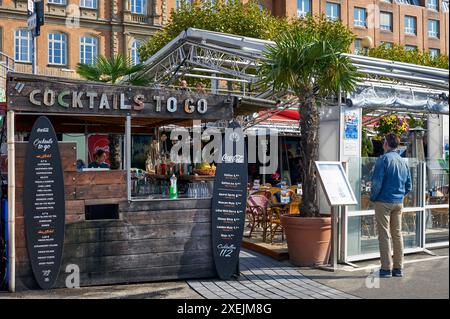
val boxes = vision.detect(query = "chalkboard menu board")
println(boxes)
[24,116,65,289]
[211,121,248,280]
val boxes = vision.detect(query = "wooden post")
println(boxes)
[126,115,132,201]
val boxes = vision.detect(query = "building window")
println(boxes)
[427,0,439,11]
[326,2,340,21]
[48,0,67,4]
[429,48,440,58]
[354,7,367,27]
[354,39,362,54]
[297,0,311,17]
[396,0,420,5]
[14,29,32,63]
[176,0,194,8]
[80,0,97,9]
[80,36,98,65]
[48,32,67,65]
[443,1,449,12]
[405,45,417,51]
[380,11,393,31]
[131,0,147,15]
[131,40,142,65]
[381,41,393,48]
[404,15,417,35]
[428,19,440,38]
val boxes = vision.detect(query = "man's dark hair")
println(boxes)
[385,133,400,149]
[95,149,106,158]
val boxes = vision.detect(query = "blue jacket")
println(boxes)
[370,150,412,204]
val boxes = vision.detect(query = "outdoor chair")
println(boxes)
[246,194,271,240]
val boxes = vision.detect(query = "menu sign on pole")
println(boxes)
[211,121,248,280]
[24,116,65,289]
[315,161,357,206]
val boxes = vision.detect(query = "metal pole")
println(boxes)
[331,206,338,270]
[32,35,37,75]
[7,111,15,292]
[126,115,132,201]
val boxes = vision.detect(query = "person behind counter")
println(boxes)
[88,150,110,169]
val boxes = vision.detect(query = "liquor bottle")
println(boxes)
[170,174,178,199]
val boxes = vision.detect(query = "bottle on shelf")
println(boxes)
[170,174,178,199]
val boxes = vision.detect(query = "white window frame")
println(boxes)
[428,19,439,38]
[80,0,97,9]
[130,0,147,15]
[131,40,142,66]
[80,35,98,65]
[354,7,367,27]
[380,11,393,31]
[404,15,417,35]
[429,48,440,58]
[48,32,68,66]
[14,29,32,63]
[48,0,67,5]
[297,0,311,18]
[326,2,340,21]
[427,0,439,11]
[405,45,417,51]
[354,39,363,54]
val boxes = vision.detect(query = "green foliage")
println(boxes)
[76,55,148,85]
[138,0,289,61]
[407,114,425,129]
[369,44,449,69]
[361,129,374,157]
[258,14,359,97]
[374,114,409,138]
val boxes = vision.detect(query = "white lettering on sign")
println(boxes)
[167,97,177,113]
[222,154,245,164]
[33,138,54,152]
[27,90,210,115]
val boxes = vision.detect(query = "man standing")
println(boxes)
[371,133,412,278]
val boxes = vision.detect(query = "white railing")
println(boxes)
[0,51,15,93]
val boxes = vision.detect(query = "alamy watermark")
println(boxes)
[169,121,279,174]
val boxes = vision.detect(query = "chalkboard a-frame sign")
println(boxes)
[24,116,66,289]
[211,121,248,280]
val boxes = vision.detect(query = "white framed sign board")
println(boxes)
[315,161,357,207]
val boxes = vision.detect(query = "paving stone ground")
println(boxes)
[187,250,359,300]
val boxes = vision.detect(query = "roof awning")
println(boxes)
[131,28,449,115]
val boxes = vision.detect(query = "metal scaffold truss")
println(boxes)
[129,28,449,122]
[141,41,262,87]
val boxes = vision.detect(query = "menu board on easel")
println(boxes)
[211,121,248,280]
[23,116,66,289]
[315,161,357,207]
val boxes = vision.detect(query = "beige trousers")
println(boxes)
[375,202,404,270]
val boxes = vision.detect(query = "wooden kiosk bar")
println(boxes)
[5,72,236,290]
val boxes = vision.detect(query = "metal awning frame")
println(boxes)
[131,28,449,119]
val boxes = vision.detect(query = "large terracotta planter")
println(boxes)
[281,215,331,266]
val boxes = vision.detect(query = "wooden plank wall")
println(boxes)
[14,142,215,290]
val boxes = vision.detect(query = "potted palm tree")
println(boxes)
[76,54,148,86]
[259,15,359,266]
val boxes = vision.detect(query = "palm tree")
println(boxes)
[259,16,360,217]
[76,54,148,85]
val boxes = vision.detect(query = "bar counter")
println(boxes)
[14,142,216,289]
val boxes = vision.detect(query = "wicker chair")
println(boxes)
[246,194,271,240]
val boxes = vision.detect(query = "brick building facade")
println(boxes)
[0,0,448,81]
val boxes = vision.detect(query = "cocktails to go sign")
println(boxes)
[7,73,234,120]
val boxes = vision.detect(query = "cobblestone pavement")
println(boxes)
[187,250,359,299]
